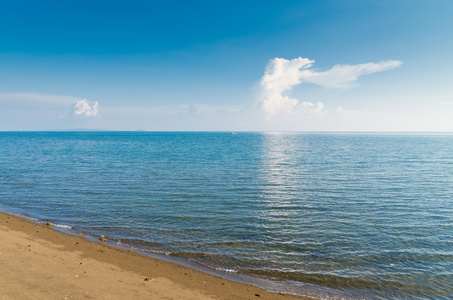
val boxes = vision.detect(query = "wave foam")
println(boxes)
[215,267,237,273]
[53,224,73,229]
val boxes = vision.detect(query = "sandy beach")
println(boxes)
[0,212,309,300]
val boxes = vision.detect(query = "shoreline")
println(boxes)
[0,211,311,299]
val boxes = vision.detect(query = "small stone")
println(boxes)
[46,222,52,226]
[255,294,260,297]
[100,237,107,242]
[78,233,83,237]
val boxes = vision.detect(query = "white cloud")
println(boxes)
[260,57,314,116]
[73,99,99,117]
[259,57,402,116]
[298,101,326,116]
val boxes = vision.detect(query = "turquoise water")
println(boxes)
[0,132,452,299]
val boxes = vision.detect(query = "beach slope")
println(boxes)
[0,212,308,300]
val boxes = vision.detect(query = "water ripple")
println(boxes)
[1,132,452,299]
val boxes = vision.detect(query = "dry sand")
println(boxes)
[0,212,310,300]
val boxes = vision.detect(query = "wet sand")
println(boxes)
[0,212,310,299]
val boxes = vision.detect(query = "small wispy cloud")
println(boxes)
[259,57,402,116]
[300,60,403,88]
[73,99,99,117]
[336,106,363,119]
[0,92,78,106]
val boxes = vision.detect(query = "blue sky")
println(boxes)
[1,0,452,131]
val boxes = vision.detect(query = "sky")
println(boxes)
[1,0,452,131]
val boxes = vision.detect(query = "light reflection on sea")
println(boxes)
[0,131,452,299]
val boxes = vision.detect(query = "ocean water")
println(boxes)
[0,132,452,299]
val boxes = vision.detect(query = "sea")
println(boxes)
[0,131,452,299]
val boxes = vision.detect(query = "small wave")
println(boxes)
[138,247,172,256]
[215,267,237,273]
[53,223,73,229]
[113,238,164,248]
[171,252,216,259]
[24,215,40,222]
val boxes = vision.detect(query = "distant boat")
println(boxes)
[230,132,237,135]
